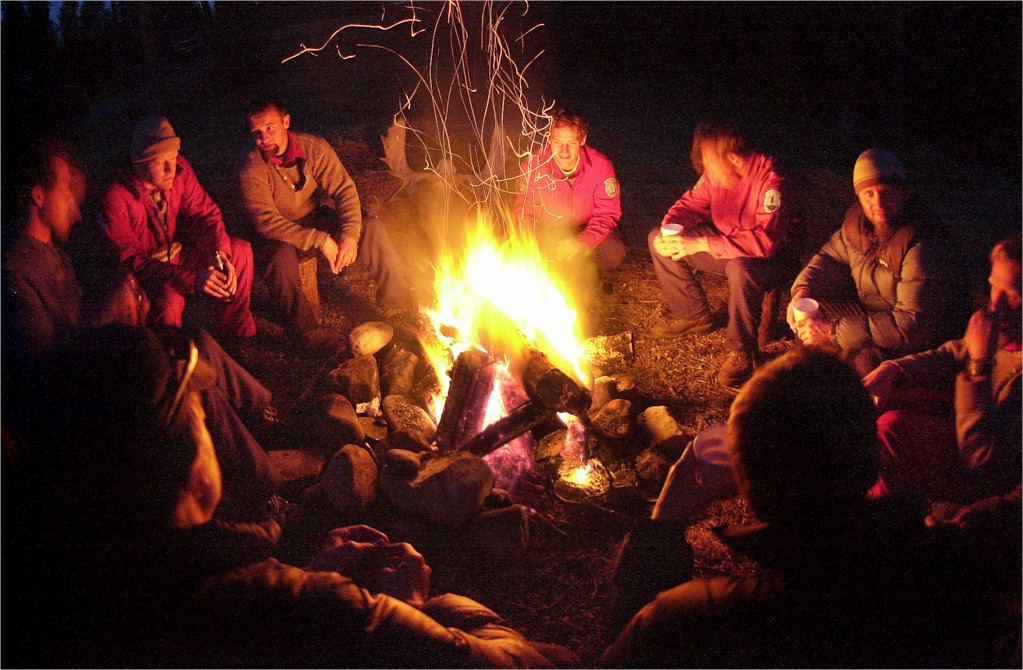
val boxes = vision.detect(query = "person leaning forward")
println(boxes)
[101,116,257,346]
[648,118,797,387]
[237,95,413,355]
[787,147,968,376]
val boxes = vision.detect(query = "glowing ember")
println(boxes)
[571,462,592,486]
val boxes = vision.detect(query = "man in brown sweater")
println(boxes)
[237,96,411,354]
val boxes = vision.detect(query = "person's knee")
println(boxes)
[230,237,253,264]
[261,242,300,280]
[646,227,661,253]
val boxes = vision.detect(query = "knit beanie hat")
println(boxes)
[852,148,907,194]
[131,116,181,163]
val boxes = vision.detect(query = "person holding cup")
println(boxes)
[649,118,797,387]
[786,147,968,376]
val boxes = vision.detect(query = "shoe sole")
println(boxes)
[652,321,715,339]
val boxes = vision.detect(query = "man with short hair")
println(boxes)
[788,147,966,376]
[102,116,257,344]
[2,141,85,370]
[601,348,1016,668]
[514,108,626,281]
[864,232,1021,506]
[238,95,412,354]
[649,119,797,387]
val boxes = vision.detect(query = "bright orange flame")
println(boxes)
[424,209,590,419]
[572,462,592,485]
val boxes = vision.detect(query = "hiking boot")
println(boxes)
[290,327,341,358]
[651,312,715,339]
[718,349,758,387]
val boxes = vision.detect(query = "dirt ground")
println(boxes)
[61,16,1020,664]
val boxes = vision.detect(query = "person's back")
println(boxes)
[601,348,1017,668]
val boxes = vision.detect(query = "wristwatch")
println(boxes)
[965,358,993,378]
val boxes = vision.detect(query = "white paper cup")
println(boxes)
[660,223,683,237]
[792,297,820,323]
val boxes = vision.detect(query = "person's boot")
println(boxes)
[651,310,715,339]
[717,348,758,387]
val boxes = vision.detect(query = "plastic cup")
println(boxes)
[660,223,683,237]
[792,297,820,323]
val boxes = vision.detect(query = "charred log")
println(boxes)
[435,349,497,452]
[461,401,555,457]
[512,346,591,417]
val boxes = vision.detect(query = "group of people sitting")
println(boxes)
[2,97,1019,667]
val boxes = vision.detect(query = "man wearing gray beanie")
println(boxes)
[786,147,968,376]
[102,116,257,344]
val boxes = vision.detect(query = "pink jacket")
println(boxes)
[661,153,791,260]
[514,145,621,249]
[102,156,231,295]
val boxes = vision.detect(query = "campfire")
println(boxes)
[419,211,605,496]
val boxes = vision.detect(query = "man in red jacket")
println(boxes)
[514,108,626,295]
[649,119,796,386]
[102,116,257,343]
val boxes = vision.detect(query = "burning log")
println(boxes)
[435,349,498,452]
[512,345,591,417]
[460,401,555,457]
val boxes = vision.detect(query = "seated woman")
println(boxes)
[7,325,577,668]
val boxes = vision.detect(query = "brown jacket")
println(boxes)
[237,131,362,251]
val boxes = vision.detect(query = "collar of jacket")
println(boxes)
[266,131,307,168]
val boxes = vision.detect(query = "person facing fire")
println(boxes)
[863,232,1021,507]
[601,348,1017,668]
[787,147,967,376]
[514,108,627,286]
[102,116,258,349]
[648,118,797,387]
[6,324,579,668]
[238,95,413,356]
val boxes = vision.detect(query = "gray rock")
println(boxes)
[589,376,618,414]
[322,444,379,513]
[300,394,366,452]
[635,447,672,500]
[381,452,495,526]
[637,406,682,445]
[591,398,634,442]
[382,395,437,442]
[535,429,567,461]
[468,505,531,556]
[379,428,433,454]
[329,355,380,407]
[359,417,388,443]
[349,321,394,357]
[380,348,419,397]
[385,449,423,478]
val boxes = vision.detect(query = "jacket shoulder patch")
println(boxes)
[763,189,782,213]
[604,178,619,198]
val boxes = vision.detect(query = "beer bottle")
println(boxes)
[214,251,236,304]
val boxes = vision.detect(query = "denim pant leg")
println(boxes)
[722,256,776,352]
[353,214,411,309]
[647,227,711,321]
[254,238,319,334]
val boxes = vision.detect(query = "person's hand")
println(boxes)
[334,236,359,273]
[196,264,233,300]
[671,235,709,260]
[219,253,239,296]
[306,525,432,606]
[862,361,905,411]
[652,233,683,258]
[785,287,811,330]
[963,308,999,363]
[554,237,588,262]
[796,315,834,347]
[320,237,341,274]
